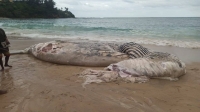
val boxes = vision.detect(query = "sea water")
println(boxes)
[0,17,200,48]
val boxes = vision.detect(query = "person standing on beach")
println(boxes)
[0,28,12,71]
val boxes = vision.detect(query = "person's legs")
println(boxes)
[0,53,4,70]
[4,51,12,67]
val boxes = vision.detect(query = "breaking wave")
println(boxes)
[1,17,200,49]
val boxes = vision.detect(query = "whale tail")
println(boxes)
[10,48,30,55]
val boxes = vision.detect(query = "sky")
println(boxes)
[54,0,200,17]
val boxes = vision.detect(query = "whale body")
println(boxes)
[79,52,186,85]
[11,40,130,66]
[11,39,186,83]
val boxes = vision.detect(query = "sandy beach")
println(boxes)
[0,37,200,112]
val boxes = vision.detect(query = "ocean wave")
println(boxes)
[1,21,130,32]
[51,25,130,32]
[126,38,200,49]
[86,36,200,49]
[2,18,200,49]
[7,32,200,49]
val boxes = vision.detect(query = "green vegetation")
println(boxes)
[0,0,75,18]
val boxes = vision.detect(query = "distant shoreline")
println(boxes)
[0,17,10,19]
[0,16,76,19]
[1,17,199,19]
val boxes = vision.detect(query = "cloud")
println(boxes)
[54,0,200,17]
[122,0,135,3]
[133,0,200,8]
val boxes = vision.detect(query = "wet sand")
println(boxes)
[0,37,200,112]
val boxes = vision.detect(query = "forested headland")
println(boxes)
[0,0,75,18]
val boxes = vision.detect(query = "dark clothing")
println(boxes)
[0,28,9,51]
[0,49,9,53]
[0,28,11,69]
[0,28,7,42]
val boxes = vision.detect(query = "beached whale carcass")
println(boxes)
[11,40,186,83]
[13,40,152,66]
[73,41,186,85]
[11,40,131,66]
[79,52,186,85]
[13,40,155,67]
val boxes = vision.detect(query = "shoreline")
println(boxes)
[0,37,199,112]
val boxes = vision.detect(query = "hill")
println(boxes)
[0,0,75,18]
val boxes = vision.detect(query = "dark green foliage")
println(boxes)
[0,0,75,18]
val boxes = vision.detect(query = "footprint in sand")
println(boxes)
[190,68,199,71]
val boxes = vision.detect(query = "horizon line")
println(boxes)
[76,16,200,18]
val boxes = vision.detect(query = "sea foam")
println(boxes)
[7,32,200,49]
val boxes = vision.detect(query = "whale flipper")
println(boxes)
[10,47,30,55]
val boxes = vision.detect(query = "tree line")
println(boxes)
[0,0,75,18]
